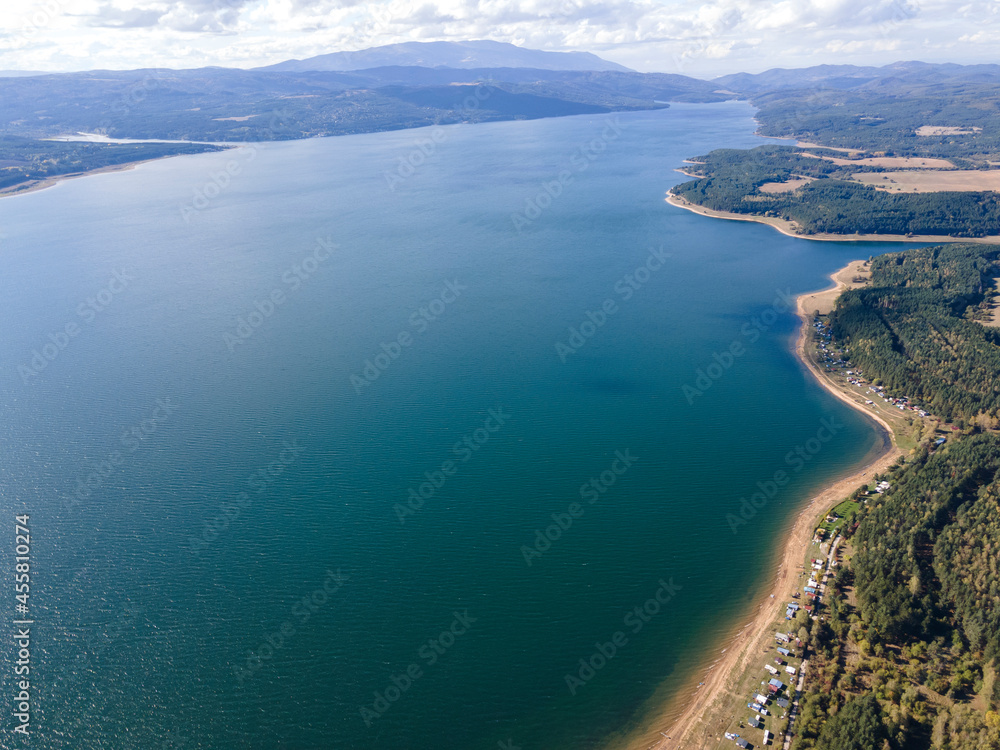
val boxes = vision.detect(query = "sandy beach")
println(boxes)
[617,261,902,750]
[0,159,166,199]
[665,190,1000,245]
[0,143,234,200]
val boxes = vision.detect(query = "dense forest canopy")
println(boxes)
[791,243,1000,750]
[794,434,1000,750]
[0,137,223,191]
[0,65,731,192]
[674,68,1000,238]
[673,147,1000,238]
[752,86,1000,161]
[828,244,1000,422]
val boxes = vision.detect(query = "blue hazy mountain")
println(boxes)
[257,39,633,73]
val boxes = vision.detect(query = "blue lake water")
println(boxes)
[1,102,903,748]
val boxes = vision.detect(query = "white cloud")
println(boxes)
[0,0,995,75]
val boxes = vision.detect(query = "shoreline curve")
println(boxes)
[616,261,902,750]
[665,189,1000,245]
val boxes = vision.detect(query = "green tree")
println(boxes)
[814,694,891,750]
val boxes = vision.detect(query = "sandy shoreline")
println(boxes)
[0,145,235,199]
[665,190,1000,245]
[0,159,167,199]
[620,261,902,750]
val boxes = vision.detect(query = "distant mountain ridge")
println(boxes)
[258,40,632,73]
[714,60,1000,92]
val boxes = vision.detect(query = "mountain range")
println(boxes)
[258,40,632,73]
[3,41,1000,193]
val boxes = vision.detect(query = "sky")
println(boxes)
[0,0,997,77]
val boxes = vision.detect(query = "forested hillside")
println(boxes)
[790,243,1000,750]
[0,65,736,144]
[752,86,1000,161]
[674,65,1000,238]
[0,136,223,192]
[0,64,724,193]
[721,62,1000,160]
[793,435,1000,750]
[672,147,1000,237]
[828,244,1000,422]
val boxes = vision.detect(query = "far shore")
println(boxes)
[614,260,903,750]
[0,144,237,200]
[0,158,167,199]
[665,189,1000,245]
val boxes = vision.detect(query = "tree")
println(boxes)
[814,694,891,750]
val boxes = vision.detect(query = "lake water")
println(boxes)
[1,102,901,749]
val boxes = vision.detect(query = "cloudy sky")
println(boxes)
[1,0,996,77]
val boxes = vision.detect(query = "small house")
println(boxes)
[777,647,790,657]
[777,698,789,709]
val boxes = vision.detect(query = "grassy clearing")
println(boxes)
[815,498,860,538]
[851,169,1000,193]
